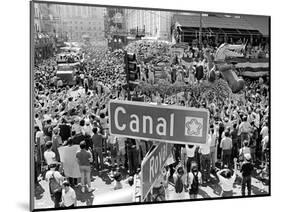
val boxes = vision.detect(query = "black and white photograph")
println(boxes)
[30,0,270,211]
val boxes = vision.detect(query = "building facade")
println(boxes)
[59,5,106,42]
[124,9,173,41]
[34,3,42,33]
[33,3,59,63]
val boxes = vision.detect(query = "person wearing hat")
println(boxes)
[240,153,254,196]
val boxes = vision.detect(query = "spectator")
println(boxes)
[46,163,64,208]
[52,128,62,162]
[239,140,251,163]
[209,126,217,170]
[59,118,71,144]
[173,166,185,200]
[220,131,233,168]
[92,128,105,171]
[187,162,202,199]
[240,154,254,196]
[231,123,239,158]
[186,144,197,172]
[126,138,139,175]
[216,158,237,197]
[44,141,56,166]
[76,141,94,193]
[238,116,252,142]
[61,181,77,208]
[199,136,211,183]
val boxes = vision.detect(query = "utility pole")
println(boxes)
[199,13,202,50]
[124,51,131,100]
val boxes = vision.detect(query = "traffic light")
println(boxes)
[125,52,138,82]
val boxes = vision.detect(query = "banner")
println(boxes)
[58,145,81,178]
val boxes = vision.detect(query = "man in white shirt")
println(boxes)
[216,158,237,197]
[61,181,77,208]
[186,144,197,172]
[260,122,269,139]
[261,135,269,166]
[209,126,217,170]
[238,116,252,142]
[44,141,56,166]
[35,126,45,162]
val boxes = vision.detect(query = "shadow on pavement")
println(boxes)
[198,188,211,198]
[91,164,130,185]
[207,182,222,196]
[74,186,95,206]
[250,184,269,196]
[91,169,114,185]
[34,183,45,200]
[205,177,222,196]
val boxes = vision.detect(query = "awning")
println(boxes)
[174,14,265,36]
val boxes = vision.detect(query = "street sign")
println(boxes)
[109,100,209,145]
[141,142,173,200]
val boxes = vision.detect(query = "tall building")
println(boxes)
[33,3,61,36]
[104,8,128,49]
[33,3,58,62]
[34,3,42,33]
[124,9,173,40]
[59,5,106,42]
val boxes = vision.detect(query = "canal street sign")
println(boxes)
[141,142,173,200]
[109,100,209,145]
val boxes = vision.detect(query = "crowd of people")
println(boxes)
[33,39,269,208]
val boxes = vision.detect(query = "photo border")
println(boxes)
[30,0,271,211]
